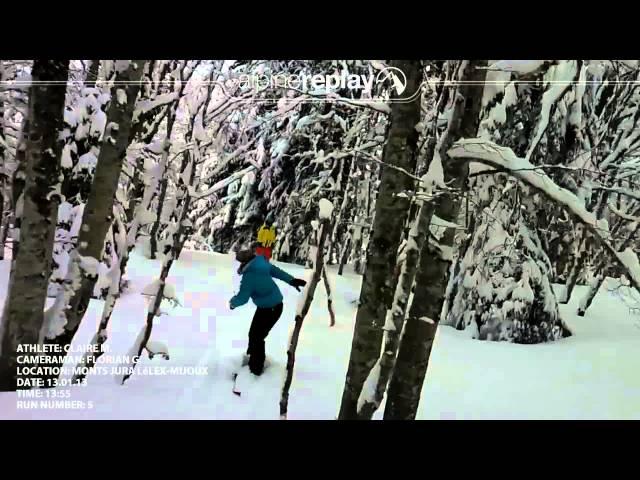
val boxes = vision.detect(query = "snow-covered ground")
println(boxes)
[1,249,639,419]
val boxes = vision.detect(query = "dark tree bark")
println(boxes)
[384,60,487,420]
[357,195,435,419]
[578,221,640,316]
[558,233,588,304]
[85,60,100,88]
[577,273,605,317]
[39,61,147,379]
[0,65,6,260]
[9,119,28,259]
[148,106,178,262]
[562,188,612,304]
[337,235,351,275]
[0,189,5,260]
[338,60,423,420]
[119,156,145,283]
[149,61,196,259]
[0,60,70,392]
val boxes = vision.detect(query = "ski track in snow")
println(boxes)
[1,249,639,419]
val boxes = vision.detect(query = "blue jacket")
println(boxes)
[230,255,295,309]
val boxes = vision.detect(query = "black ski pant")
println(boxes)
[247,302,283,375]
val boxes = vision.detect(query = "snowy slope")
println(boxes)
[419,283,640,419]
[0,249,639,420]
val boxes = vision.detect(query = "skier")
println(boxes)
[229,248,306,375]
[256,220,276,260]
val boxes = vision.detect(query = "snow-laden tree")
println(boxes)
[441,61,578,344]
[146,61,199,260]
[186,60,385,268]
[0,60,70,392]
[50,63,112,298]
[567,62,640,315]
[120,64,236,384]
[447,138,640,301]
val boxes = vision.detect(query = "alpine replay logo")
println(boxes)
[375,66,408,96]
[237,63,410,100]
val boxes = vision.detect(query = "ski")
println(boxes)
[232,366,250,396]
[232,361,273,397]
[232,372,241,396]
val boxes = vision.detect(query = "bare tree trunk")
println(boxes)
[39,61,147,381]
[322,266,336,327]
[577,273,605,317]
[338,60,423,420]
[578,221,640,316]
[560,186,610,304]
[121,145,197,385]
[330,154,357,257]
[0,64,6,261]
[148,107,179,261]
[149,170,170,259]
[558,233,588,304]
[280,204,332,419]
[357,195,435,419]
[71,212,126,383]
[85,60,100,88]
[352,227,364,274]
[0,63,6,166]
[148,61,195,260]
[338,234,351,276]
[0,60,69,392]
[0,189,5,260]
[117,157,145,284]
[149,101,178,260]
[9,119,28,259]
[173,149,197,261]
[0,209,9,260]
[384,60,487,420]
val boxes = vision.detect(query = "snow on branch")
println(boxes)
[278,87,391,114]
[327,96,391,115]
[592,185,640,202]
[483,60,553,75]
[448,138,640,292]
[600,125,640,170]
[133,92,179,123]
[353,146,422,182]
[192,166,256,199]
[198,138,258,183]
[525,61,578,162]
[608,203,640,222]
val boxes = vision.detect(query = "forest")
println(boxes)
[0,59,639,420]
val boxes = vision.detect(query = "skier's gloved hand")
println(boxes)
[290,278,307,292]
